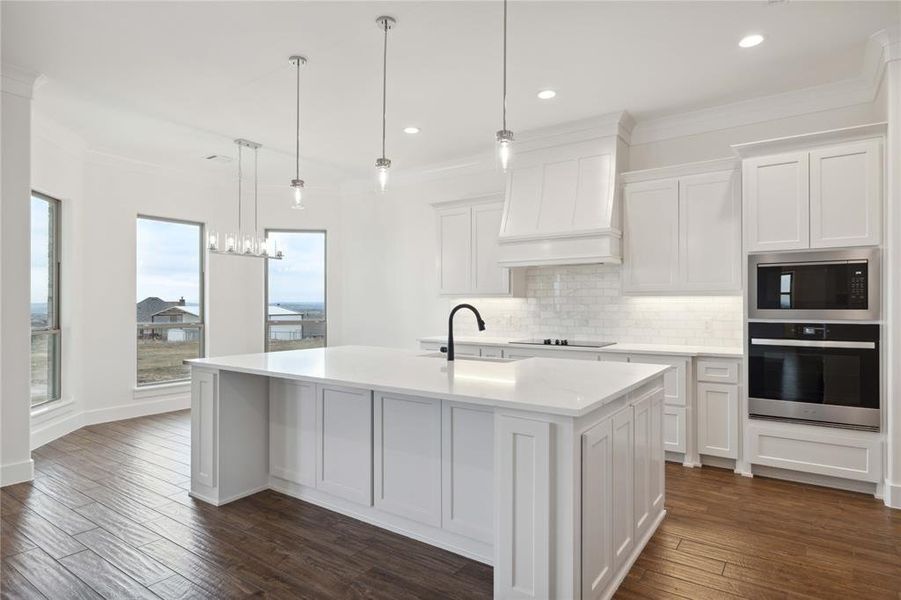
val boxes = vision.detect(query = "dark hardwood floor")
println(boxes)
[1,410,899,599]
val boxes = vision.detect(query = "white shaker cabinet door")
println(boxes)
[809,139,882,248]
[191,370,218,489]
[697,382,739,459]
[632,393,653,543]
[581,417,614,599]
[374,393,442,526]
[315,385,373,505]
[623,178,680,292]
[611,405,635,572]
[269,379,317,486]
[472,202,510,295]
[679,171,742,292]
[744,152,809,252]
[437,206,472,294]
[442,402,494,543]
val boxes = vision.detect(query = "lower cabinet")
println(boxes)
[191,369,218,489]
[663,405,686,453]
[315,385,374,505]
[581,386,665,600]
[269,379,317,486]
[374,392,442,526]
[441,402,494,543]
[696,382,739,459]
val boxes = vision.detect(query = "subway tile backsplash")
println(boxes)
[457,264,743,347]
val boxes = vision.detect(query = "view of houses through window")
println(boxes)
[266,230,326,351]
[136,216,203,385]
[31,193,61,406]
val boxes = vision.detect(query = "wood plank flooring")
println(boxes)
[1,409,899,599]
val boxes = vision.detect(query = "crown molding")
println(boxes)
[1,63,42,99]
[631,30,892,147]
[621,157,739,184]
[731,122,887,159]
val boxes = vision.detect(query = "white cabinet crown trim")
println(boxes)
[731,122,887,158]
[621,157,739,184]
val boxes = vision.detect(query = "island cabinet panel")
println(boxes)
[315,385,373,506]
[191,370,218,489]
[373,393,442,527]
[632,394,652,542]
[269,380,317,486]
[495,414,550,600]
[581,418,614,599]
[441,403,494,544]
[611,405,635,571]
[663,405,686,453]
[650,393,665,513]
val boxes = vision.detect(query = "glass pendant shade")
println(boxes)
[376,158,391,193]
[207,230,220,251]
[496,129,514,171]
[291,179,305,210]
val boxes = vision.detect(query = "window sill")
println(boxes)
[31,398,75,421]
[133,381,190,400]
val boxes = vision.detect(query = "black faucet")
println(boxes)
[447,303,486,361]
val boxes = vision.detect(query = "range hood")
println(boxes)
[497,112,633,267]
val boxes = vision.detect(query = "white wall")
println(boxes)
[27,112,345,446]
[1,66,38,485]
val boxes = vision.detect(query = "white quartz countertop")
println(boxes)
[419,336,743,358]
[187,345,669,417]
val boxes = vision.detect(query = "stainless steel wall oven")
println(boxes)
[748,322,879,430]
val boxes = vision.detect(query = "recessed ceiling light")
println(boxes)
[403,126,420,134]
[739,34,765,48]
[537,89,557,100]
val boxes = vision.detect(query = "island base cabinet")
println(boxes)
[315,386,374,506]
[269,379,317,486]
[581,385,665,600]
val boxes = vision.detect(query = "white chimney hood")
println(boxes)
[497,112,633,267]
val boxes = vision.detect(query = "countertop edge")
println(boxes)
[187,358,670,418]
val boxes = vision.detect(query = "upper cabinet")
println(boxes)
[735,124,885,252]
[622,159,741,294]
[496,112,633,267]
[435,196,525,297]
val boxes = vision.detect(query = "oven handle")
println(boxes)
[750,338,876,349]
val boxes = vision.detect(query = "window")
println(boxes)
[31,193,61,407]
[136,216,204,385]
[265,230,326,352]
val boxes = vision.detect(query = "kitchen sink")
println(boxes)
[418,352,521,363]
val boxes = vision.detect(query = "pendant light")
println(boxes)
[208,139,283,260]
[375,16,396,193]
[495,0,514,171]
[289,55,307,209]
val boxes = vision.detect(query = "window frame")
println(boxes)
[31,191,62,407]
[263,228,328,351]
[135,214,206,387]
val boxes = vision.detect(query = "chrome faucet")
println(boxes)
[447,303,486,361]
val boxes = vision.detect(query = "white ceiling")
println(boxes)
[3,1,898,188]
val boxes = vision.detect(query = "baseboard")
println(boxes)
[602,508,667,600]
[1,459,34,487]
[82,393,190,426]
[269,475,493,565]
[752,464,878,497]
[31,408,84,450]
[884,479,901,509]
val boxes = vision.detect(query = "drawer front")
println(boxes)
[480,346,503,358]
[421,342,443,352]
[663,405,686,454]
[697,359,740,384]
[597,353,630,363]
[629,355,688,406]
[748,422,883,483]
[503,347,596,360]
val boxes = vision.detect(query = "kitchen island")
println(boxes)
[187,345,669,600]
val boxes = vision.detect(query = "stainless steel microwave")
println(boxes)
[749,248,880,321]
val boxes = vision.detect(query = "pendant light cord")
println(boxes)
[295,59,301,180]
[253,145,259,235]
[502,0,507,131]
[237,143,243,233]
[381,19,389,160]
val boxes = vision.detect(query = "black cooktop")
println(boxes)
[511,338,615,348]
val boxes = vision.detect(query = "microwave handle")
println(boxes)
[751,338,876,349]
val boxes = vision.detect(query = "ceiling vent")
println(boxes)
[203,154,232,164]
